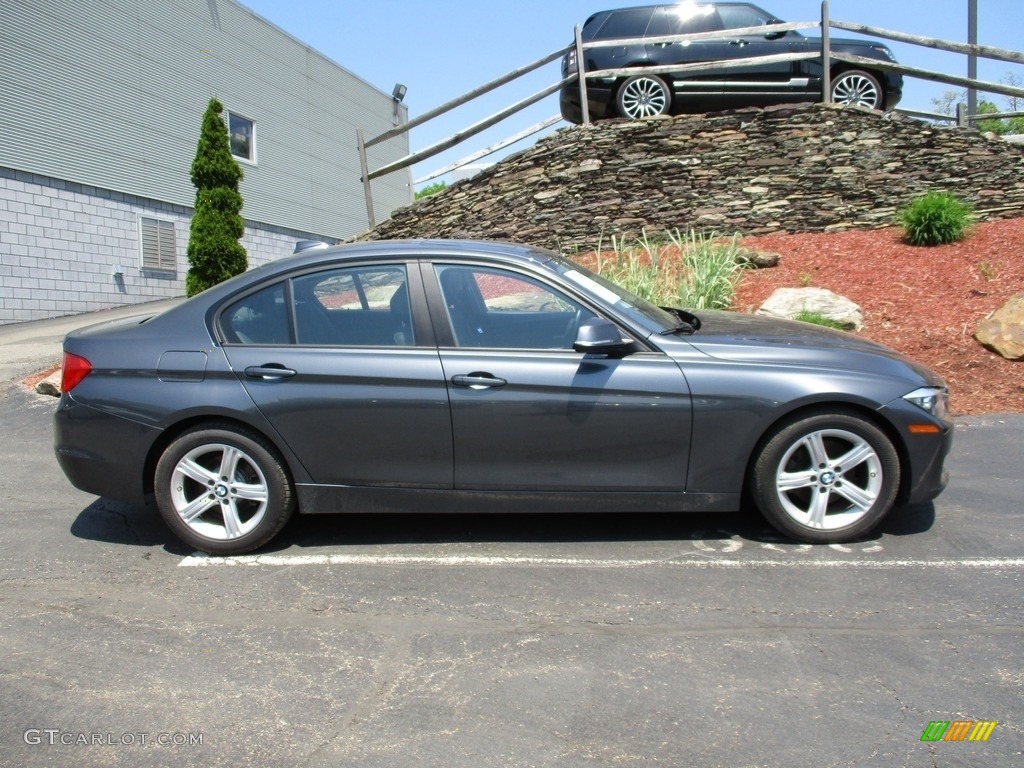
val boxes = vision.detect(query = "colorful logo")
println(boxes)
[920,720,997,742]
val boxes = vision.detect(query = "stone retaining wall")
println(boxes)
[365,103,1024,251]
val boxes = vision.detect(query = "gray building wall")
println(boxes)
[1,0,412,324]
[0,167,323,324]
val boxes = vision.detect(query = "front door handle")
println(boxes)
[451,373,507,390]
[244,364,297,380]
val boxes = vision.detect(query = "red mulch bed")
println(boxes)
[736,217,1024,416]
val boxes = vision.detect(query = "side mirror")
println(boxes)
[573,318,632,354]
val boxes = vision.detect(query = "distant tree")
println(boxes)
[185,98,247,297]
[1000,72,1024,134]
[415,181,448,201]
[976,100,1009,135]
[930,89,966,117]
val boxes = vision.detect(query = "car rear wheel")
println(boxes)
[154,424,295,555]
[831,69,884,110]
[616,74,672,119]
[751,411,900,543]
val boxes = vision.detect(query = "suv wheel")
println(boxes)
[616,74,672,119]
[831,70,884,110]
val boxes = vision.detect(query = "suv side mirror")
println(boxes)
[573,318,632,354]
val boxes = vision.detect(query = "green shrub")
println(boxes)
[896,192,973,246]
[415,181,448,200]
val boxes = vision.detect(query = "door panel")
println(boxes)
[219,265,453,489]
[224,346,453,488]
[428,261,692,492]
[440,350,692,491]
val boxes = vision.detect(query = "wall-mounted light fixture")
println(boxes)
[392,83,407,122]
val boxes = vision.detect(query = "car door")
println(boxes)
[218,261,453,488]
[424,261,692,492]
[714,4,817,101]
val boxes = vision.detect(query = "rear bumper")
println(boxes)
[54,395,158,504]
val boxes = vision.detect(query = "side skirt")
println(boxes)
[296,484,740,515]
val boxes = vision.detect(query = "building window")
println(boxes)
[140,217,177,273]
[228,111,255,162]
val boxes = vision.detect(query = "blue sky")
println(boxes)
[239,0,1024,188]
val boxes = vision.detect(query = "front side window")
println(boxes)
[434,265,594,349]
[228,111,255,162]
[717,5,773,31]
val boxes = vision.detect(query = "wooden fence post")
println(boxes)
[821,1,831,104]
[575,25,590,124]
[357,128,375,228]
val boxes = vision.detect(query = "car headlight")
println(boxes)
[903,386,949,420]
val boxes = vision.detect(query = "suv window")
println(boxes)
[717,5,772,30]
[589,7,654,39]
[653,4,723,36]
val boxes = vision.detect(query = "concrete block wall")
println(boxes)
[0,167,328,325]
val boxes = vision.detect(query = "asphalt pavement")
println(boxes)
[1,297,1022,767]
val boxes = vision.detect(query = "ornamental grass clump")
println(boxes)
[896,191,973,247]
[594,229,744,310]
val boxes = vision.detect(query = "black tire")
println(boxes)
[831,69,884,110]
[616,74,672,119]
[154,423,295,555]
[750,410,900,543]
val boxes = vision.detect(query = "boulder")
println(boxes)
[975,293,1024,360]
[757,287,864,331]
[736,247,781,268]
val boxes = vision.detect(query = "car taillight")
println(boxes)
[565,49,578,76]
[61,352,92,392]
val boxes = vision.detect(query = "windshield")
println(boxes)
[550,256,680,333]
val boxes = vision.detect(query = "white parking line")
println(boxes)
[179,553,1024,569]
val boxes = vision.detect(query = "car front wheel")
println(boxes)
[831,69,884,110]
[751,411,900,543]
[154,424,295,555]
[616,74,672,119]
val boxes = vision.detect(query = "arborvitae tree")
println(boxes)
[185,98,247,297]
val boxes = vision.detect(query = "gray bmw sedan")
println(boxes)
[55,239,951,554]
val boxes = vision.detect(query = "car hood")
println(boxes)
[668,310,943,386]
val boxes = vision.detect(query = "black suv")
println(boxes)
[561,2,903,123]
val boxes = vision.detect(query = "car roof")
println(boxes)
[218,239,562,294]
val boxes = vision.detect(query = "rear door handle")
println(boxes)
[451,373,507,390]
[244,364,297,380]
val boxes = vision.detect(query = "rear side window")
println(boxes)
[222,283,290,345]
[588,7,654,40]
